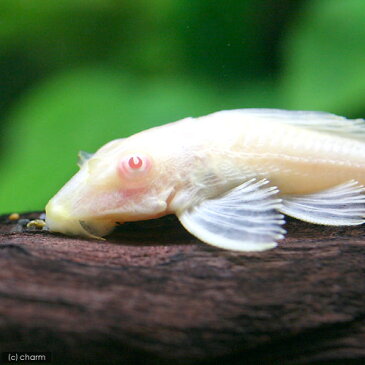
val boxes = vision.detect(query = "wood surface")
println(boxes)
[0,212,365,364]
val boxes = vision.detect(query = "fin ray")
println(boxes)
[177,179,285,252]
[215,109,365,141]
[280,181,365,226]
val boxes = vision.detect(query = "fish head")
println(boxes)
[45,137,175,238]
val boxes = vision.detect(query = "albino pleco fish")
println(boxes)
[45,109,365,252]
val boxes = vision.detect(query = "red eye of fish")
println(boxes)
[118,154,151,180]
[128,156,143,169]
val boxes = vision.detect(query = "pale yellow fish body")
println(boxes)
[46,109,365,251]
[161,111,365,195]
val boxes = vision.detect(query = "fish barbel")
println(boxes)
[45,109,365,251]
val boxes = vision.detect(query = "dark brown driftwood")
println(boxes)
[0,212,365,365]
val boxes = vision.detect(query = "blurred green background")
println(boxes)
[0,0,364,213]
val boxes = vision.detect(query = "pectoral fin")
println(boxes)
[280,180,365,225]
[177,179,285,252]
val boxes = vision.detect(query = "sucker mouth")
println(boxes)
[78,220,105,240]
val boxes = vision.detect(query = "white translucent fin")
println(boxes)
[280,181,365,226]
[77,151,94,168]
[215,109,365,141]
[177,179,285,252]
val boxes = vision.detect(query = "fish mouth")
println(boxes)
[78,220,108,239]
[45,201,115,239]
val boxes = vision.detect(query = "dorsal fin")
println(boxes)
[213,109,365,141]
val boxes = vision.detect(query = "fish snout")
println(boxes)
[45,201,114,239]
